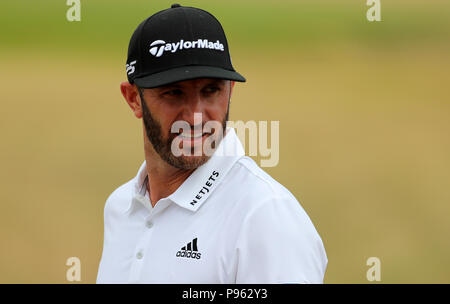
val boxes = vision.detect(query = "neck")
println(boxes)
[143,134,194,207]
[145,159,194,208]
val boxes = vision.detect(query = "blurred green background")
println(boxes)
[1,0,449,283]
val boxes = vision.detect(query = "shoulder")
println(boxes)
[218,156,324,242]
[103,177,136,216]
[227,156,304,212]
[234,156,318,230]
[226,158,328,283]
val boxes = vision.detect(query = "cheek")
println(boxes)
[161,116,178,138]
[209,95,229,120]
[147,104,177,135]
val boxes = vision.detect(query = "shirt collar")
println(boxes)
[126,127,245,213]
[124,162,152,214]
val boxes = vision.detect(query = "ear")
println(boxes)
[120,82,143,119]
[229,80,235,97]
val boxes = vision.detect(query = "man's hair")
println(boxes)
[137,86,145,97]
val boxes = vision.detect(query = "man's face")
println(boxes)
[138,78,232,170]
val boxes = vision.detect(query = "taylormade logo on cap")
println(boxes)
[149,39,225,58]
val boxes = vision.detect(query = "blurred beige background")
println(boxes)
[0,0,449,283]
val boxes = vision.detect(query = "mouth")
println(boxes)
[175,131,212,146]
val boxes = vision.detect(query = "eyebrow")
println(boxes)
[206,79,227,86]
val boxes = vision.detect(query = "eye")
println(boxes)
[202,85,221,94]
[162,89,183,97]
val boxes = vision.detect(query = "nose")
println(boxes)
[179,92,209,127]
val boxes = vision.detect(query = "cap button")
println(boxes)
[171,4,181,8]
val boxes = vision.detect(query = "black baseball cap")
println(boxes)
[126,4,246,88]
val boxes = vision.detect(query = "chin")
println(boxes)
[166,154,211,170]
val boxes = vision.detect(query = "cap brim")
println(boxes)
[133,65,246,88]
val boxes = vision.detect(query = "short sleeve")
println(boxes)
[234,196,327,283]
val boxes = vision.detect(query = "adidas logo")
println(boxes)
[176,238,201,259]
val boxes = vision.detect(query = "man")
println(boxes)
[97,4,327,283]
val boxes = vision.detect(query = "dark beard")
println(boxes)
[139,88,229,170]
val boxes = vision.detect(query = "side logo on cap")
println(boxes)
[149,39,224,58]
[126,60,137,75]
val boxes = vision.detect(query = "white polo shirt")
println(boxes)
[96,128,327,283]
